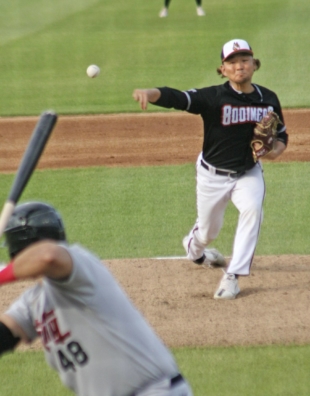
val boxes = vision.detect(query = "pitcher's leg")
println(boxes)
[184,160,230,263]
[228,164,265,275]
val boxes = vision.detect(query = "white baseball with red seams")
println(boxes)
[86,65,100,78]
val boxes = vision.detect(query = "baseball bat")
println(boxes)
[0,110,58,238]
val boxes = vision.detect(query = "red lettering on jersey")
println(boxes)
[35,310,71,351]
[48,318,70,344]
[42,326,52,351]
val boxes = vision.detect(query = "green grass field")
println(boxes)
[1,345,310,396]
[0,162,309,262]
[0,0,309,115]
[0,0,309,395]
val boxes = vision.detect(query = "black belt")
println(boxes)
[200,160,245,178]
[129,374,184,396]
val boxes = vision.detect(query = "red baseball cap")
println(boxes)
[221,39,253,62]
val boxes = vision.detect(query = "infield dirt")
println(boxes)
[0,110,309,349]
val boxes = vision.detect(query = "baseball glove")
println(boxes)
[251,111,282,162]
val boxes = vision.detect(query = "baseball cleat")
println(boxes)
[214,273,240,300]
[183,236,226,268]
[159,7,168,17]
[196,6,205,16]
[201,248,226,268]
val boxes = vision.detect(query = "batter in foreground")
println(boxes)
[133,38,288,300]
[0,202,192,396]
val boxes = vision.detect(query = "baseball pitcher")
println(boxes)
[133,38,288,300]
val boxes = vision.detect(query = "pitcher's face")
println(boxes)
[220,54,256,86]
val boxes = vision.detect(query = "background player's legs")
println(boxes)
[195,0,205,16]
[159,0,171,17]
[159,0,205,17]
[228,164,265,275]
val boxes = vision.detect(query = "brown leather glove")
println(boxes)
[251,111,282,162]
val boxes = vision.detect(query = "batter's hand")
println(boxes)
[132,89,161,110]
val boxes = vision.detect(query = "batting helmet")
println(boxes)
[4,202,66,258]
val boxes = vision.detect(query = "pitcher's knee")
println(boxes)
[240,204,262,222]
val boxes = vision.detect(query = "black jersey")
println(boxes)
[154,81,288,172]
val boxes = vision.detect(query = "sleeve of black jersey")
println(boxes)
[277,130,288,146]
[274,95,289,146]
[153,86,215,115]
[152,87,189,110]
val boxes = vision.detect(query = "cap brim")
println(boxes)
[222,50,253,62]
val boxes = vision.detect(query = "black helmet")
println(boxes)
[4,202,66,258]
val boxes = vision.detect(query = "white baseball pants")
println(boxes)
[185,153,265,275]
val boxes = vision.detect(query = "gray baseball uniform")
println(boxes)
[6,243,192,396]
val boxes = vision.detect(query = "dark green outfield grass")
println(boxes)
[0,0,309,116]
[0,162,308,262]
[2,345,310,396]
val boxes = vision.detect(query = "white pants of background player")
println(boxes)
[135,376,193,396]
[185,152,265,275]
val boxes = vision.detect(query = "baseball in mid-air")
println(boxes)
[86,65,100,78]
